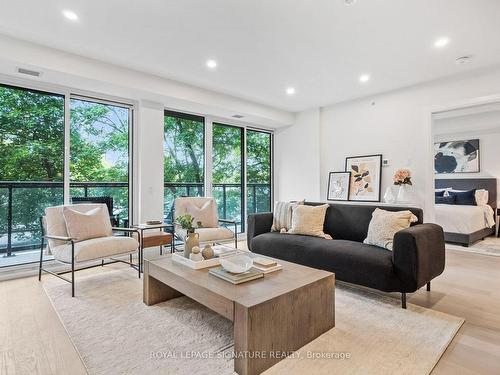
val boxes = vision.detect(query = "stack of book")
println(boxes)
[251,257,283,274]
[209,266,264,284]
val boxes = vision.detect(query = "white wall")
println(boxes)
[319,66,500,221]
[434,107,500,198]
[275,108,321,202]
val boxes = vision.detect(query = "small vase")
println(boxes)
[383,187,396,204]
[396,184,412,204]
[184,232,200,258]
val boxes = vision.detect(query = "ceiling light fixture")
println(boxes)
[359,74,370,83]
[434,37,450,48]
[286,87,296,95]
[344,0,357,4]
[206,59,217,70]
[62,9,78,21]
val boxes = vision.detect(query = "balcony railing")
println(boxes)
[0,181,271,257]
[0,181,128,256]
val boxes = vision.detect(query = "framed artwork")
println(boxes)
[345,154,382,202]
[327,172,351,201]
[434,139,480,174]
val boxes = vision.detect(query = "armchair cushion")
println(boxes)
[185,199,218,228]
[52,236,139,263]
[174,197,219,228]
[176,227,234,243]
[45,204,111,251]
[63,206,112,242]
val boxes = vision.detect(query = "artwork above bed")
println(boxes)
[434,139,480,174]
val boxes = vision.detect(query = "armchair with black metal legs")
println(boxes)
[38,204,141,297]
[173,197,239,249]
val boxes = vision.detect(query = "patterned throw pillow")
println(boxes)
[271,200,304,233]
[363,208,418,250]
[288,204,332,239]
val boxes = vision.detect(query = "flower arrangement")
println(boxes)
[393,168,412,186]
[175,214,203,233]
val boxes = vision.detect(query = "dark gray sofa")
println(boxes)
[247,202,445,308]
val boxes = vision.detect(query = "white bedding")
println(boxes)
[435,204,495,234]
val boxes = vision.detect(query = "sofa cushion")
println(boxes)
[52,236,139,263]
[271,201,300,232]
[288,204,332,239]
[363,208,418,250]
[305,202,423,242]
[251,232,401,291]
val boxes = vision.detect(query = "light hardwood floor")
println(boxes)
[0,248,499,375]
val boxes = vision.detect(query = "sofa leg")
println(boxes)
[426,282,431,292]
[401,293,407,309]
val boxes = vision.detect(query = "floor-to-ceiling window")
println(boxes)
[69,97,132,226]
[246,129,272,214]
[0,84,65,265]
[163,110,273,233]
[212,123,244,232]
[163,111,205,223]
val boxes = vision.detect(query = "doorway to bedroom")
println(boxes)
[431,101,500,253]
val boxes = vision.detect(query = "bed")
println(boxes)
[435,178,497,246]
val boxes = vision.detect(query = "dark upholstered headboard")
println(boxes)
[435,178,497,209]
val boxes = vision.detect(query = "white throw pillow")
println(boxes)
[271,200,304,233]
[364,208,418,250]
[185,199,218,228]
[288,204,332,239]
[63,206,113,242]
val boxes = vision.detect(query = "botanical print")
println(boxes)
[346,155,382,202]
[434,139,479,174]
[327,172,350,201]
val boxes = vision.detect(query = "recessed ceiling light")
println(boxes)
[62,9,78,21]
[206,59,217,70]
[359,74,370,83]
[286,87,296,95]
[434,37,450,48]
[344,0,357,4]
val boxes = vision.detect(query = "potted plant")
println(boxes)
[393,168,413,203]
[175,214,201,258]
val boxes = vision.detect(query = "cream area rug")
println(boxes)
[43,267,464,375]
[447,236,500,257]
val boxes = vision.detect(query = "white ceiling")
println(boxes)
[1,0,500,112]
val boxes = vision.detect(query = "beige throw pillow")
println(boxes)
[63,206,113,242]
[271,200,304,233]
[363,208,418,250]
[185,199,218,228]
[288,204,332,239]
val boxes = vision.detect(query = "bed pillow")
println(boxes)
[435,195,456,205]
[475,189,489,206]
[448,189,476,206]
[363,208,418,250]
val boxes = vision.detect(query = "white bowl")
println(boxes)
[220,255,253,274]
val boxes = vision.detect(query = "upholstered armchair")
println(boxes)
[39,203,140,297]
[174,197,238,248]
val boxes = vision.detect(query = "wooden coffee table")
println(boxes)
[143,255,335,375]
